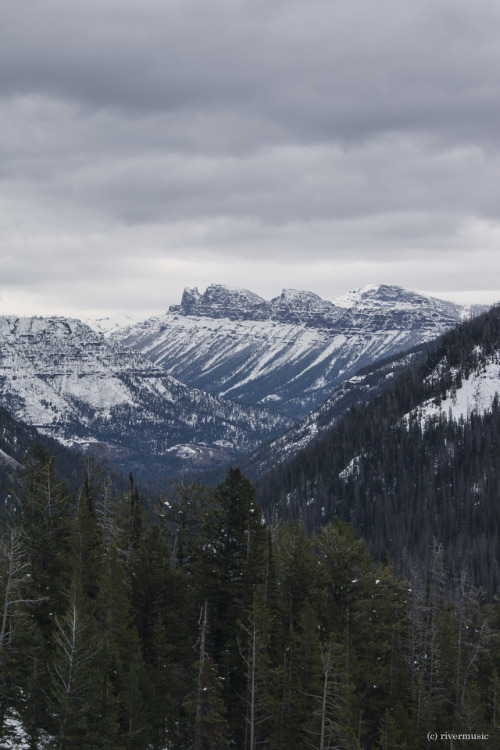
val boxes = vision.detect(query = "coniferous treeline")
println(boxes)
[1,449,499,748]
[0,404,85,499]
[257,305,500,594]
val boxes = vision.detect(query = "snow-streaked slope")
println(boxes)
[0,316,289,476]
[111,284,476,419]
[279,343,500,481]
[245,346,429,477]
[407,351,500,426]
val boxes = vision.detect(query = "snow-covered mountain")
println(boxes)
[248,333,500,478]
[0,316,289,476]
[110,284,479,419]
[0,285,486,480]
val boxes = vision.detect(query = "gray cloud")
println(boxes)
[4,0,500,143]
[1,0,500,316]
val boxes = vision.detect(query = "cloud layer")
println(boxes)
[1,0,500,316]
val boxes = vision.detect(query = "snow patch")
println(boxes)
[407,360,500,426]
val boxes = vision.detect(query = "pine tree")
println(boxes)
[14,447,76,637]
[47,581,102,750]
[315,519,410,747]
[97,545,145,748]
[0,527,29,653]
[0,525,32,740]
[9,447,77,742]
[128,523,193,749]
[315,636,360,750]
[238,589,275,749]
[268,522,323,749]
[75,472,103,612]
[209,468,267,745]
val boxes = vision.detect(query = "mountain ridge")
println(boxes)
[0,284,488,481]
[0,315,289,477]
[111,283,482,419]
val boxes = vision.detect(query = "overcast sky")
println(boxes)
[1,0,500,319]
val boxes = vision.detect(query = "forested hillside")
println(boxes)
[257,305,500,594]
[0,405,84,498]
[0,452,498,748]
[243,343,431,477]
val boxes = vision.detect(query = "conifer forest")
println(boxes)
[0,448,499,749]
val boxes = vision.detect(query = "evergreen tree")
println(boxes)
[315,519,410,747]
[209,468,267,745]
[97,545,146,748]
[238,589,275,749]
[0,525,33,741]
[128,523,193,749]
[47,581,102,750]
[315,636,360,750]
[14,447,76,637]
[9,447,77,742]
[75,471,103,611]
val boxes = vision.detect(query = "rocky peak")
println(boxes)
[169,284,269,320]
[178,286,202,315]
[165,282,478,332]
[333,284,419,308]
[269,289,345,326]
[169,284,347,326]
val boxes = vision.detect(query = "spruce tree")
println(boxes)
[10,447,77,742]
[209,468,267,745]
[128,523,193,748]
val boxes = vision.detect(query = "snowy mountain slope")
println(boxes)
[254,311,500,485]
[85,312,141,335]
[406,348,500,426]
[248,329,500,479]
[254,304,500,592]
[244,344,430,477]
[111,284,477,419]
[0,316,289,476]
[255,303,500,492]
[332,284,478,320]
[0,402,87,497]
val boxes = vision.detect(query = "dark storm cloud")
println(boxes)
[1,0,500,315]
[4,0,500,147]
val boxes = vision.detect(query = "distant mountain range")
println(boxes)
[0,316,288,477]
[107,284,480,420]
[0,284,488,478]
